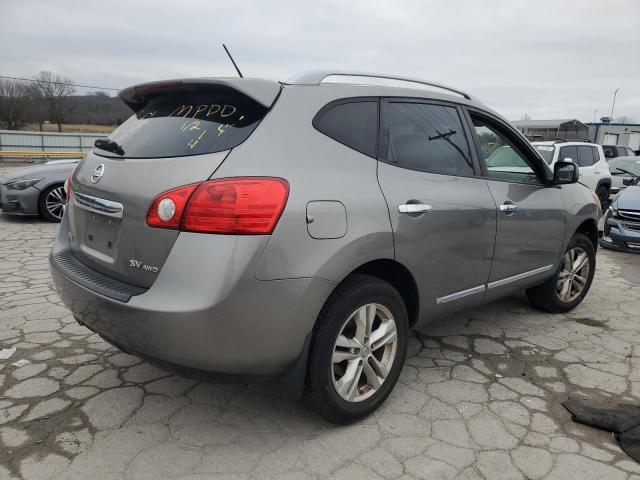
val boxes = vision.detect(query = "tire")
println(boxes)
[38,184,66,222]
[306,274,408,424]
[526,233,596,313]
[596,185,610,209]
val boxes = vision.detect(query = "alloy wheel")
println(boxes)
[45,186,66,220]
[332,303,398,402]
[556,246,590,303]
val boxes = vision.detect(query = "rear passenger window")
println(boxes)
[559,146,578,162]
[313,101,378,158]
[382,102,474,176]
[576,146,594,167]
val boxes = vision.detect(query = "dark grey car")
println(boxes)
[601,177,640,253]
[0,159,78,221]
[50,71,600,422]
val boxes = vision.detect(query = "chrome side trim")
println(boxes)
[399,204,432,214]
[487,264,554,290]
[435,285,486,305]
[74,192,123,219]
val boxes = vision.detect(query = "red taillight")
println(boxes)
[64,169,75,202]
[146,178,289,235]
[146,183,199,229]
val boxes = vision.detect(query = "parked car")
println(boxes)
[50,71,600,423]
[609,156,640,196]
[600,173,640,253]
[0,159,79,222]
[603,145,636,160]
[532,140,611,205]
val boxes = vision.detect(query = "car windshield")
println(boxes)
[609,157,640,176]
[534,145,555,164]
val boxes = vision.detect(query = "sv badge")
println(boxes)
[129,259,159,273]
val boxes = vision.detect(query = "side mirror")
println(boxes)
[554,161,579,184]
[623,177,635,186]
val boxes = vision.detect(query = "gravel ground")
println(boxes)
[1,164,640,479]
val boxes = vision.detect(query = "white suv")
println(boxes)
[533,141,611,204]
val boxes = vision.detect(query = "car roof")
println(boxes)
[121,71,491,112]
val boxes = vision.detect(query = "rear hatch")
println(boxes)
[65,78,281,288]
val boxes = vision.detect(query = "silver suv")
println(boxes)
[50,71,600,423]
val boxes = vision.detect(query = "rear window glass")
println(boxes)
[94,86,267,159]
[313,101,378,158]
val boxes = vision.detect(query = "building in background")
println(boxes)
[511,119,590,142]
[586,121,640,150]
[512,118,640,150]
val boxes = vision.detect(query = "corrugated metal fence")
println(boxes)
[0,129,109,161]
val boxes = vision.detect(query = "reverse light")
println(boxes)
[146,177,289,234]
[146,183,199,229]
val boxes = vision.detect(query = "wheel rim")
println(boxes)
[556,246,590,303]
[331,303,398,403]
[45,186,66,220]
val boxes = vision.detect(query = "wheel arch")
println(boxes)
[575,218,599,251]
[596,178,611,191]
[343,258,420,327]
[37,182,65,219]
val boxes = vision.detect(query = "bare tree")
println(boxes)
[0,77,29,130]
[28,71,76,132]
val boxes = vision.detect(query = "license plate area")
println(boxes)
[79,210,121,263]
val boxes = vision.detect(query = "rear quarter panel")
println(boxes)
[213,85,395,282]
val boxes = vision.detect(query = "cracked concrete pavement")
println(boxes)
[2,165,640,479]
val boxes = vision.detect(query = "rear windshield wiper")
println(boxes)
[94,139,125,156]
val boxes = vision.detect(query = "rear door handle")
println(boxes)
[499,204,519,213]
[399,204,432,214]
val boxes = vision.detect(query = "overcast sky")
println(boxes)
[2,0,639,122]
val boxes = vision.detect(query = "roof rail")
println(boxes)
[285,70,474,101]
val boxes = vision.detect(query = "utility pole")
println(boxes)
[593,109,597,124]
[610,88,619,118]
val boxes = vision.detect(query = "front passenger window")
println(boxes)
[471,118,539,184]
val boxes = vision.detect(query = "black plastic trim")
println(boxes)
[50,249,147,302]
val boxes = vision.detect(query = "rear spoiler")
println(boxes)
[119,78,282,111]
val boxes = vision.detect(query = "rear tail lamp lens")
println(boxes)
[147,178,289,234]
[146,183,199,229]
[64,169,75,202]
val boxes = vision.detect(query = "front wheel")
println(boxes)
[38,184,66,222]
[526,232,596,313]
[306,274,408,424]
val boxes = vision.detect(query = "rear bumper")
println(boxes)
[600,216,640,253]
[0,183,40,215]
[50,220,335,377]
